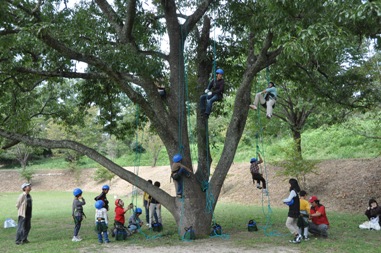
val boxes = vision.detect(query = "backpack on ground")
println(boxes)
[152,222,163,232]
[247,220,258,232]
[210,223,222,236]
[183,226,196,240]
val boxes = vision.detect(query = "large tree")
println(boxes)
[0,0,378,236]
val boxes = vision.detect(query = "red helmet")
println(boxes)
[115,198,121,206]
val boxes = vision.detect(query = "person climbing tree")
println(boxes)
[249,154,268,194]
[250,81,277,119]
[200,69,225,118]
[171,154,193,198]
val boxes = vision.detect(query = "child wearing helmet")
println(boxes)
[249,153,267,194]
[171,154,193,198]
[200,68,225,118]
[95,200,110,243]
[250,81,277,119]
[114,199,133,227]
[72,188,86,242]
[128,207,144,233]
[94,185,110,211]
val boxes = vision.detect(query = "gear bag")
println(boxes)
[152,222,163,232]
[247,220,258,232]
[183,226,196,240]
[210,224,222,236]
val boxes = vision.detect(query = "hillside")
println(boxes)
[1,157,380,213]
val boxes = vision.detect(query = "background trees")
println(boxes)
[1,0,379,235]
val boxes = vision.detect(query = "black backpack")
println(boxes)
[247,220,258,232]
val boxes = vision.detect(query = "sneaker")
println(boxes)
[303,236,310,241]
[22,239,30,243]
[146,223,150,227]
[256,184,262,189]
[289,234,302,244]
[266,114,272,119]
[72,236,82,242]
[249,105,257,110]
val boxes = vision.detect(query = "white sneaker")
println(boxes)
[72,236,82,242]
[249,105,257,110]
[146,223,150,227]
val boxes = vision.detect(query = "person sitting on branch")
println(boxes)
[250,81,277,119]
[200,68,225,118]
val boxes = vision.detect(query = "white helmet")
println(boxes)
[21,183,31,190]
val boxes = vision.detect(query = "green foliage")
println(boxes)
[93,166,115,183]
[272,141,319,188]
[19,168,34,183]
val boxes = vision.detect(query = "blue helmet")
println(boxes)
[216,69,224,75]
[102,185,110,190]
[250,158,257,163]
[95,200,104,209]
[135,207,142,214]
[173,154,182,163]
[73,188,82,197]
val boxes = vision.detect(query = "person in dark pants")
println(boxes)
[72,188,86,242]
[171,154,193,198]
[200,69,225,118]
[249,153,267,195]
[15,183,33,245]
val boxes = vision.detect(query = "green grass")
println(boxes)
[1,192,380,252]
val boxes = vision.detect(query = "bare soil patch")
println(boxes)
[1,157,380,213]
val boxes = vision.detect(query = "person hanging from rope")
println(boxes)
[250,81,277,119]
[200,68,225,118]
[171,154,193,198]
[249,153,268,195]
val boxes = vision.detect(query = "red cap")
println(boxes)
[309,196,318,203]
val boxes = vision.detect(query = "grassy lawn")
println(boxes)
[0,192,380,253]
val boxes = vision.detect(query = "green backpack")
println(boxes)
[183,226,196,240]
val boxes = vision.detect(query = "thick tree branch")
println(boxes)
[94,0,123,37]
[121,0,137,44]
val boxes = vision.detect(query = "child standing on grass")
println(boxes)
[72,188,86,242]
[95,200,110,243]
[298,190,310,240]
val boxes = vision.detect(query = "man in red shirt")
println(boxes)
[308,195,330,238]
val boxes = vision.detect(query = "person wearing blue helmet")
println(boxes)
[171,154,193,198]
[250,81,277,119]
[249,153,267,194]
[128,207,144,233]
[94,185,110,211]
[72,188,86,242]
[200,68,225,118]
[95,200,110,243]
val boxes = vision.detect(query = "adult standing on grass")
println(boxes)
[149,181,162,228]
[308,195,330,238]
[283,178,302,244]
[143,179,158,226]
[15,183,32,245]
[72,188,86,242]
